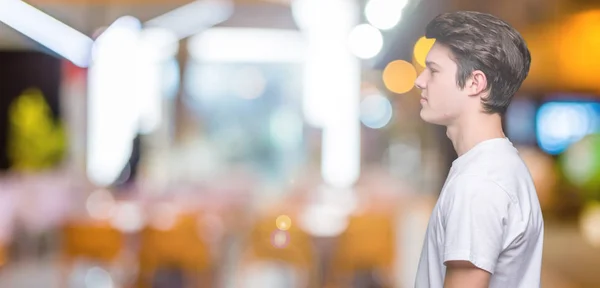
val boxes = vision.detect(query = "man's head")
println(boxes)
[414,11,531,126]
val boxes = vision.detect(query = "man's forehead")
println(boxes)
[426,43,454,66]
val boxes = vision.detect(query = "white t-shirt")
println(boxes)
[415,138,544,288]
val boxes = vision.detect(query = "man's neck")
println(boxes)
[446,113,506,157]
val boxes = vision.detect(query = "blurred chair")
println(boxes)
[60,220,125,287]
[61,221,124,263]
[236,211,317,288]
[136,212,212,288]
[327,211,395,288]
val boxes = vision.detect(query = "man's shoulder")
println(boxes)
[455,149,533,193]
[461,147,526,175]
[446,173,510,193]
[442,173,514,209]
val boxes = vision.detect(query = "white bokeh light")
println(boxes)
[360,94,393,129]
[84,267,114,288]
[149,202,179,231]
[110,202,144,233]
[86,189,116,220]
[291,0,357,33]
[299,203,350,237]
[365,0,408,30]
[348,24,383,59]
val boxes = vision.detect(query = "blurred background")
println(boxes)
[0,0,598,287]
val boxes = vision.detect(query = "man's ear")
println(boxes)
[464,70,488,97]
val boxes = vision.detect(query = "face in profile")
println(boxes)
[414,42,470,126]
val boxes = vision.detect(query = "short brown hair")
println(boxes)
[425,11,531,115]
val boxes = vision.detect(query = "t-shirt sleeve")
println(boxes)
[442,174,512,274]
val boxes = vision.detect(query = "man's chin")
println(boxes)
[419,109,432,123]
[420,110,446,126]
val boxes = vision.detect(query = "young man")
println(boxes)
[413,11,544,288]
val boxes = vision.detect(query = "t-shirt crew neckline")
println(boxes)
[451,137,512,168]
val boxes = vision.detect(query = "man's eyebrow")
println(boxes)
[425,61,440,68]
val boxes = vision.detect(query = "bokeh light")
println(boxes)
[84,266,114,288]
[276,215,292,231]
[86,189,116,220]
[413,36,435,68]
[580,201,600,248]
[298,203,350,237]
[360,94,393,129]
[271,230,290,249]
[560,134,600,196]
[291,0,358,32]
[536,102,599,155]
[383,60,417,94]
[365,0,408,30]
[348,24,383,59]
[110,202,144,233]
[149,202,179,231]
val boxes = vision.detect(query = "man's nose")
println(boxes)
[414,72,426,90]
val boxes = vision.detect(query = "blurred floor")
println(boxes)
[0,221,596,288]
[0,257,59,288]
